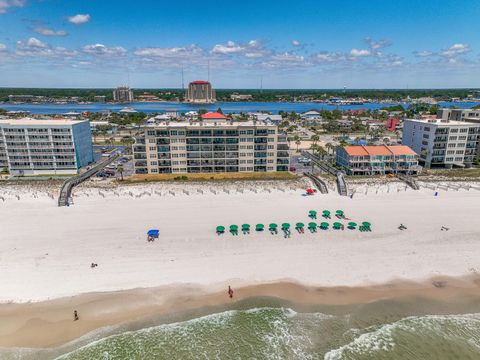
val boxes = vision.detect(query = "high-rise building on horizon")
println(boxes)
[113,86,134,103]
[185,80,216,103]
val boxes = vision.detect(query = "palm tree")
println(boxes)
[117,165,124,181]
[325,142,334,155]
[310,134,320,146]
[293,135,301,153]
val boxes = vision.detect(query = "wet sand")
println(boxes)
[1,276,480,349]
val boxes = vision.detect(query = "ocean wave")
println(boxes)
[55,307,333,360]
[324,313,480,360]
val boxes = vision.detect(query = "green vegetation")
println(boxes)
[123,172,297,183]
[1,88,478,103]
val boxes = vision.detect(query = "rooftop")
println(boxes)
[343,145,417,157]
[146,120,276,128]
[201,112,227,120]
[190,80,211,85]
[405,118,480,127]
[0,117,87,126]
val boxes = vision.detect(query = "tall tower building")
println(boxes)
[113,86,134,103]
[185,81,216,103]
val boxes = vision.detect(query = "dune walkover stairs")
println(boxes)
[304,173,328,194]
[301,151,348,196]
[58,153,120,207]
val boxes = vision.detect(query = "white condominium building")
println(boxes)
[402,118,480,168]
[437,108,480,124]
[132,117,289,174]
[0,118,94,175]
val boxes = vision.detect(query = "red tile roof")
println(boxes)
[201,112,226,120]
[191,80,210,85]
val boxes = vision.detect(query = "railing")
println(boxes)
[302,150,348,196]
[58,152,120,207]
[304,173,328,194]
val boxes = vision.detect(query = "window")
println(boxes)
[459,136,467,140]
[239,130,247,135]
[150,161,158,165]
[267,137,274,142]
[449,136,457,141]
[447,150,455,155]
[450,128,459,133]
[147,131,155,136]
[268,152,274,156]
[149,139,155,143]
[454,157,463,161]
[267,129,275,134]
[268,145,274,149]
[448,143,456,148]
[422,134,429,139]
[445,157,453,161]
[151,169,158,173]
[460,128,468,133]
[456,150,464,155]
[149,154,157,158]
[149,146,156,151]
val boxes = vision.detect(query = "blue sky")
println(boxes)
[0,0,479,88]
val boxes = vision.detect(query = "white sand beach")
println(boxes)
[1,179,480,303]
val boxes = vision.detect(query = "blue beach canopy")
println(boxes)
[147,229,159,237]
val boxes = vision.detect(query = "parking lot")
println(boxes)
[92,145,134,180]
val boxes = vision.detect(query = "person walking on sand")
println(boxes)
[74,310,79,321]
[228,286,234,299]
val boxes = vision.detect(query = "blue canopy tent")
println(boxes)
[147,229,159,241]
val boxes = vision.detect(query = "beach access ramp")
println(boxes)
[301,151,348,196]
[58,152,120,206]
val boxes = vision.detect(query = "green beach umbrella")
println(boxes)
[256,223,265,231]
[242,224,250,230]
[320,222,329,229]
[348,222,357,229]
[216,226,225,233]
[362,221,371,227]
[336,210,344,216]
[309,210,317,217]
[308,222,317,229]
[229,225,238,232]
[281,223,290,230]
[333,222,342,229]
[296,222,305,228]
[322,210,331,217]
[269,223,278,229]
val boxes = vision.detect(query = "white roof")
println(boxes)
[0,117,85,126]
[146,120,275,128]
[302,110,321,115]
[405,118,480,127]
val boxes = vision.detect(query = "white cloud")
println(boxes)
[440,43,470,57]
[82,43,126,57]
[212,40,244,54]
[134,45,202,58]
[0,0,25,14]
[292,40,301,47]
[211,39,270,59]
[350,49,370,57]
[16,37,77,57]
[67,14,90,25]
[414,50,434,57]
[0,43,6,51]
[313,52,347,63]
[365,38,391,50]
[34,27,68,37]
[23,37,48,49]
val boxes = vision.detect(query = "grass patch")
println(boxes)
[422,168,480,179]
[122,172,297,183]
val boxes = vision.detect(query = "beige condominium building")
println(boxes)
[132,113,289,174]
[184,80,216,103]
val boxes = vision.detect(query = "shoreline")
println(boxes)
[1,276,480,349]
